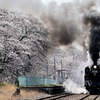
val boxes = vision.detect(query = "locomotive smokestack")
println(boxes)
[85,10,100,65]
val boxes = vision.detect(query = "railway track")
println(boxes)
[80,94,99,100]
[38,93,100,100]
[38,93,73,100]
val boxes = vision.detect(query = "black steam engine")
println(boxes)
[84,10,100,94]
[85,64,100,94]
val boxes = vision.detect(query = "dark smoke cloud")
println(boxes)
[84,10,100,25]
[40,0,100,47]
[84,10,100,65]
[41,1,83,46]
[0,0,99,47]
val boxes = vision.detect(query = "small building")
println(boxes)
[56,69,70,84]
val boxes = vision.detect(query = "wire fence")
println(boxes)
[18,76,57,86]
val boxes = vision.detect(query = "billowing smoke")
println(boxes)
[84,10,100,65]
[41,1,83,46]
[0,0,96,47]
[63,79,87,94]
[40,0,100,47]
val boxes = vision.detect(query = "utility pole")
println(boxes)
[46,59,48,78]
[54,56,56,78]
[60,52,66,70]
[61,58,63,70]
[81,71,83,87]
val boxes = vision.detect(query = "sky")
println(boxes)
[42,0,73,5]
[0,0,74,14]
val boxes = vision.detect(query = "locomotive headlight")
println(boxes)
[94,65,97,69]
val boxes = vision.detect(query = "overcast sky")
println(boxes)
[0,0,74,13]
[42,0,73,5]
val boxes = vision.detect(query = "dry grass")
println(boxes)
[0,84,38,100]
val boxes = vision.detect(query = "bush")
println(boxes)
[0,82,6,86]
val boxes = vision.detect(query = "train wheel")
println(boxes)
[89,88,98,95]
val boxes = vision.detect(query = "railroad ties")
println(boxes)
[38,93,73,100]
[80,94,99,100]
[38,94,100,100]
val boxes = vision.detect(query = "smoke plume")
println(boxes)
[40,1,87,46]
[84,10,100,65]
[40,0,100,47]
[41,1,82,46]
[0,0,98,47]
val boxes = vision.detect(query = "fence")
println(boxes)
[18,76,57,86]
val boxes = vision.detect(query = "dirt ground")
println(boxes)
[0,84,51,100]
[1,85,100,100]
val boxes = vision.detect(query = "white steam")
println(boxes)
[87,51,93,67]
[63,62,89,94]
[63,79,87,94]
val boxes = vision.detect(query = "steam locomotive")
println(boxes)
[84,10,100,94]
[85,64,100,94]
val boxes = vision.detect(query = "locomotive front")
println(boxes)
[85,64,100,94]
